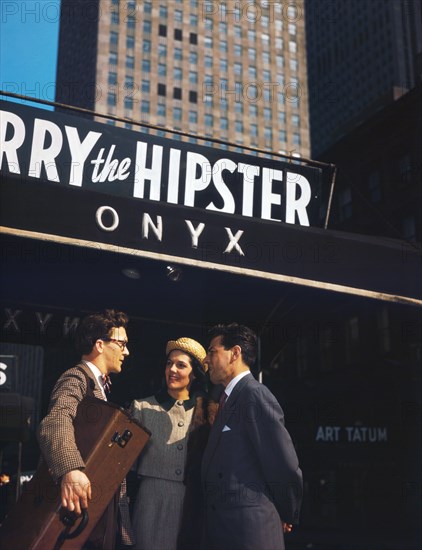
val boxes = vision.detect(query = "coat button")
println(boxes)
[175,468,182,475]
[178,421,184,427]
[177,444,183,450]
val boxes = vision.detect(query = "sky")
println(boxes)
[0,0,61,109]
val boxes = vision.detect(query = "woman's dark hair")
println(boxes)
[208,323,257,368]
[75,309,129,355]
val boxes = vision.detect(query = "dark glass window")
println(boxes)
[189,91,197,103]
[159,25,167,37]
[173,87,182,99]
[174,28,183,40]
[189,33,198,45]
[158,83,166,96]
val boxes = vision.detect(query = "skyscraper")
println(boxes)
[306,0,422,156]
[56,0,310,157]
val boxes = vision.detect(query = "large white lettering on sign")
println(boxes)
[0,102,317,226]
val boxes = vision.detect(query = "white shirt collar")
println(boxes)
[224,370,251,398]
[84,360,107,400]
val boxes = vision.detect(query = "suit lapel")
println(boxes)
[202,374,253,480]
[77,361,105,400]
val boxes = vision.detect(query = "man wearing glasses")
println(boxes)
[38,309,132,548]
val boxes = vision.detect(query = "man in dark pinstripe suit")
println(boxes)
[38,309,132,548]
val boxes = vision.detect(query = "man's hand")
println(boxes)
[61,470,91,515]
[282,522,293,534]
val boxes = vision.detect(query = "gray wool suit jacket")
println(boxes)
[201,374,303,550]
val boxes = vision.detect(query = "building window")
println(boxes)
[249,104,258,118]
[251,124,258,137]
[159,24,167,37]
[205,55,212,68]
[190,14,198,26]
[126,56,134,69]
[248,29,256,42]
[158,83,166,96]
[220,41,228,53]
[108,72,117,85]
[189,110,198,124]
[142,59,151,73]
[263,108,271,120]
[141,80,150,93]
[248,48,255,61]
[235,121,243,133]
[158,63,166,76]
[289,41,297,54]
[141,100,150,113]
[174,28,183,40]
[189,32,197,44]
[288,23,297,35]
[159,5,167,18]
[126,35,134,49]
[279,111,286,124]
[124,96,133,110]
[174,67,182,80]
[249,66,257,79]
[174,107,182,121]
[144,1,152,13]
[173,87,182,99]
[234,44,242,56]
[111,12,119,25]
[175,9,183,21]
[290,59,298,72]
[292,114,300,127]
[234,62,242,75]
[205,114,213,127]
[279,130,286,142]
[276,55,284,68]
[204,36,213,48]
[174,48,182,61]
[109,52,117,65]
[189,71,198,84]
[189,91,198,103]
[158,44,167,57]
[293,133,301,145]
[221,117,228,130]
[110,31,118,46]
[220,59,227,72]
[143,40,151,53]
[157,103,166,117]
[189,51,198,64]
[204,17,213,31]
[264,127,272,142]
[262,51,270,64]
[107,92,116,106]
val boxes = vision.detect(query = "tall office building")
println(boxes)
[305,0,422,157]
[56,0,310,157]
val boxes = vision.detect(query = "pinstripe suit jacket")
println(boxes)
[38,362,104,481]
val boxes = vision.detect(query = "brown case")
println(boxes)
[0,396,150,549]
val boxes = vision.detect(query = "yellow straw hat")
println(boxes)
[166,337,207,372]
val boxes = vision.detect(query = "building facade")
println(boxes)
[306,0,422,156]
[56,0,310,157]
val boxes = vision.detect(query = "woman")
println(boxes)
[130,337,217,550]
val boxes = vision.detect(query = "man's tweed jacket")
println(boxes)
[38,362,134,546]
[38,362,103,480]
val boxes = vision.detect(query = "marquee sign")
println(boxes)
[0,99,323,226]
[1,99,420,304]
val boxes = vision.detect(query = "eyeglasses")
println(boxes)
[101,337,128,350]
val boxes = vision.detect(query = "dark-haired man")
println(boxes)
[201,323,303,550]
[38,309,132,548]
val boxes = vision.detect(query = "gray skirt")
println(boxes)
[132,476,186,550]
